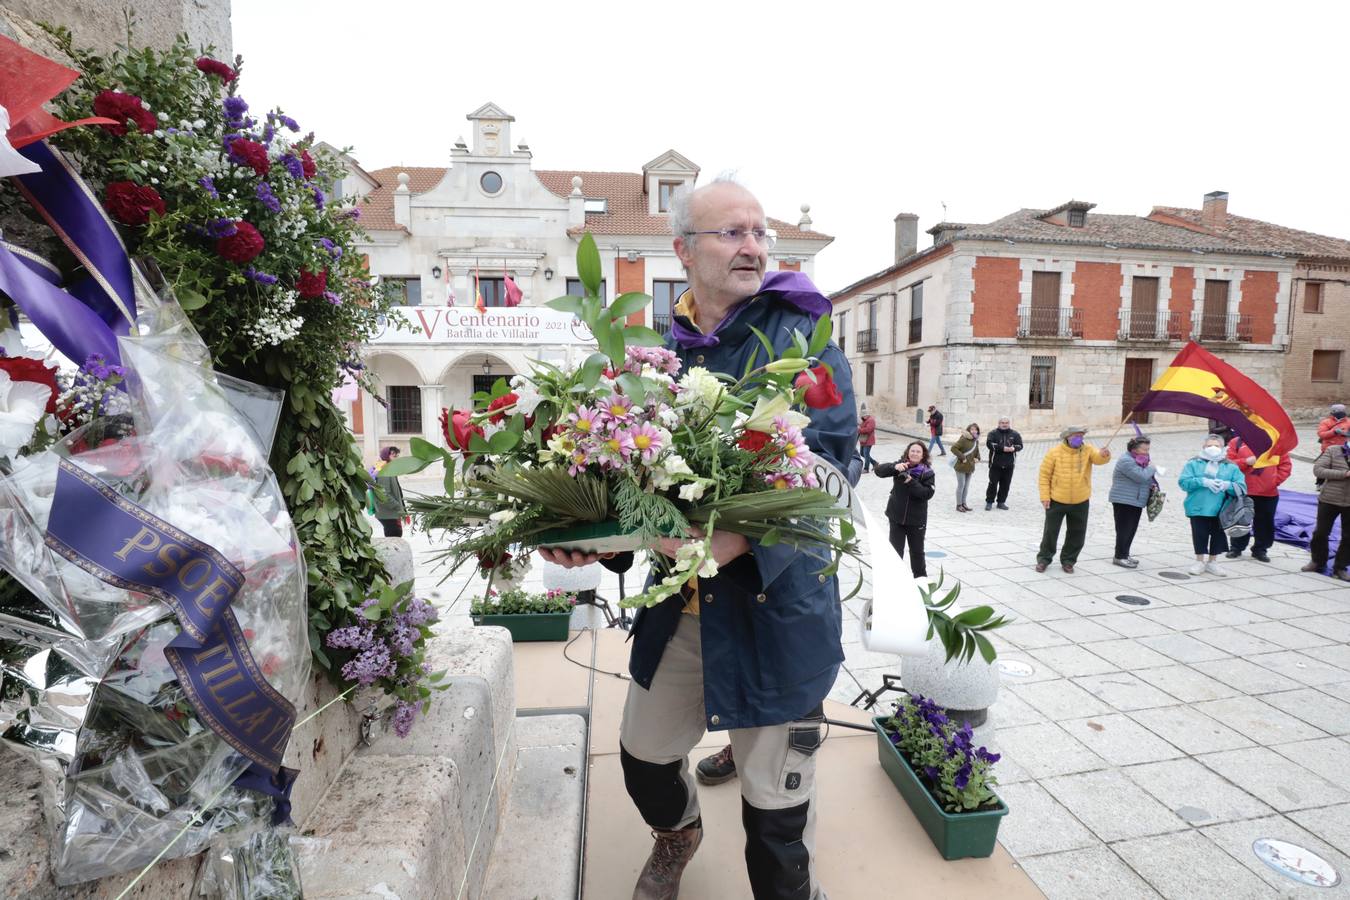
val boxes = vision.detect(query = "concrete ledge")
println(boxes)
[283,673,365,827]
[482,715,587,900]
[295,754,466,900]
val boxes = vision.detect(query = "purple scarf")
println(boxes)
[669,271,832,350]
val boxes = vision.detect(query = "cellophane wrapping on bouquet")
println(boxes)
[0,303,310,885]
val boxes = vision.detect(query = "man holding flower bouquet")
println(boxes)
[542,176,854,900]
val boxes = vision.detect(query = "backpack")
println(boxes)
[1219,492,1255,538]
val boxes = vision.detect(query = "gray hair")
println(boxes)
[668,171,751,243]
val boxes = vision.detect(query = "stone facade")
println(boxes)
[1,0,231,58]
[1281,260,1350,416]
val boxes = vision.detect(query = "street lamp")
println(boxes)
[481,358,492,376]
[543,267,554,281]
[431,265,442,280]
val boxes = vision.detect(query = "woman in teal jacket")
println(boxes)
[1178,433,1246,576]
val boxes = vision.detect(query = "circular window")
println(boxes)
[480,171,503,194]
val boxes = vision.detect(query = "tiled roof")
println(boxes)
[356,166,446,232]
[945,208,1272,254]
[354,165,831,242]
[1149,206,1350,260]
[1039,200,1096,219]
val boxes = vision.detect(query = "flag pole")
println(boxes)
[1100,412,1134,450]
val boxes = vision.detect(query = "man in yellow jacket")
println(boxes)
[1036,426,1111,573]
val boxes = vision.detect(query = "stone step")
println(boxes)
[481,714,587,900]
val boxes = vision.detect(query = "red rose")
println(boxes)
[92,90,157,136]
[477,549,512,572]
[194,56,238,82]
[540,424,563,443]
[440,408,484,456]
[0,356,59,413]
[103,181,165,226]
[486,392,518,425]
[227,137,271,177]
[300,150,317,180]
[794,365,843,409]
[297,267,328,298]
[737,429,772,453]
[215,220,265,264]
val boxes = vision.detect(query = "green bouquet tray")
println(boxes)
[473,611,572,642]
[535,520,644,555]
[873,717,1009,860]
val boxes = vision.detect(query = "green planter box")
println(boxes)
[873,717,1008,860]
[535,520,645,555]
[473,612,572,642]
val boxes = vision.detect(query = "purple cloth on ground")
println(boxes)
[1274,488,1340,557]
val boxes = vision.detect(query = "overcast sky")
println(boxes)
[232,1,1349,293]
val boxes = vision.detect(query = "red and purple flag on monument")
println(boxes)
[1133,341,1297,467]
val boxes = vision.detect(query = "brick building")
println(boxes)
[1148,196,1350,417]
[830,194,1346,435]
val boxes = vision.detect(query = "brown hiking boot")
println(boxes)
[695,744,736,785]
[633,824,702,900]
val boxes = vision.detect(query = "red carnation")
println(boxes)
[300,150,317,180]
[297,267,328,298]
[486,392,519,425]
[215,220,265,264]
[103,181,165,226]
[0,356,59,413]
[794,365,843,409]
[227,137,271,177]
[737,429,772,453]
[477,549,512,572]
[92,90,157,136]
[194,56,238,82]
[440,408,484,456]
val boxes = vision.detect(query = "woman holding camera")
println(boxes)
[875,440,937,579]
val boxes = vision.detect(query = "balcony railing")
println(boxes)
[908,318,923,344]
[1017,306,1082,339]
[652,313,671,334]
[1118,309,1185,341]
[856,328,879,353]
[1194,313,1253,343]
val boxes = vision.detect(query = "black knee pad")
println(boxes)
[620,743,689,829]
[741,798,812,900]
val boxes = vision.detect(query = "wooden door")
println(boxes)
[1130,276,1159,338]
[1123,358,1154,423]
[1030,271,1061,336]
[1201,280,1230,340]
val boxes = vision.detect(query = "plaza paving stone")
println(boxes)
[397,424,1349,898]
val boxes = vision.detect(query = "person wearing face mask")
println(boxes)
[1224,435,1291,563]
[1036,426,1111,573]
[1179,434,1247,576]
[950,422,981,512]
[1318,403,1349,452]
[875,441,937,578]
[1108,436,1160,568]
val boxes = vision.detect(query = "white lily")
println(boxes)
[0,370,51,458]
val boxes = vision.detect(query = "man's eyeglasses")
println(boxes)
[684,227,777,249]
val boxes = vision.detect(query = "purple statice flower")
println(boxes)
[281,153,304,180]
[339,206,359,220]
[341,639,395,686]
[954,761,973,791]
[199,176,219,199]
[312,188,326,210]
[317,237,342,258]
[223,95,249,128]
[244,267,279,285]
[325,625,371,651]
[324,291,342,306]
[278,114,300,132]
[82,353,125,382]
[391,700,417,738]
[255,181,281,213]
[262,122,274,145]
[207,218,238,238]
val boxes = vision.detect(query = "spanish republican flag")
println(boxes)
[1134,342,1296,467]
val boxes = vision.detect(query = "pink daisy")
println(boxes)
[628,422,664,463]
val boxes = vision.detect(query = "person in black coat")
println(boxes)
[984,415,1024,510]
[875,440,937,578]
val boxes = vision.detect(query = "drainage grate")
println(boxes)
[996,659,1035,678]
[1252,838,1341,887]
[1116,595,1151,607]
[925,550,947,559]
[1158,570,1191,580]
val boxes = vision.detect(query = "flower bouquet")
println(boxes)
[0,299,311,884]
[396,235,860,609]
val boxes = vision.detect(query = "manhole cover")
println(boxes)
[1116,595,1151,606]
[1252,838,1341,887]
[1158,570,1191,580]
[996,659,1034,678]
[926,550,947,559]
